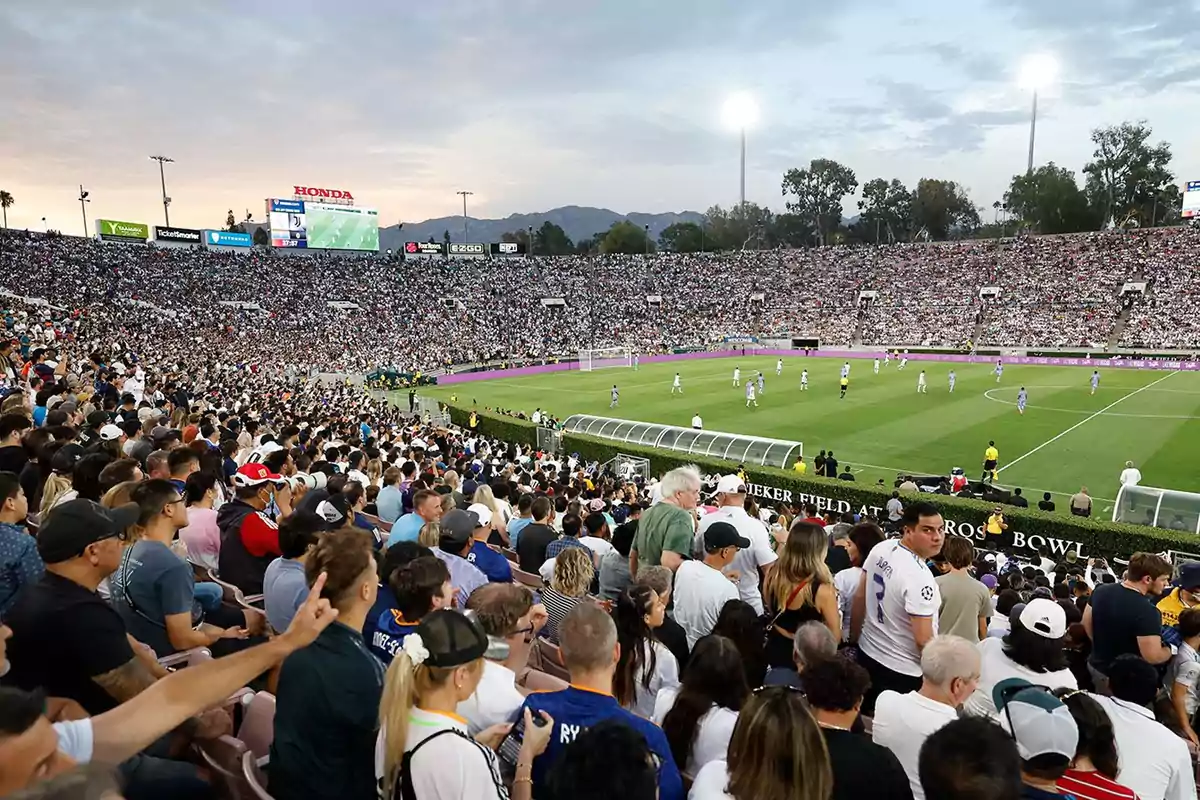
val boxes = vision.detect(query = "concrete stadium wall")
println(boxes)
[436,348,1200,385]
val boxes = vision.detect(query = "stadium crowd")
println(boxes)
[0,225,1199,800]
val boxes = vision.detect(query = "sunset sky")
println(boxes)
[1,0,1197,234]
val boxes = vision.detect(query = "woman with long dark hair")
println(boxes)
[711,599,768,689]
[1054,689,1139,800]
[761,521,839,668]
[655,634,748,777]
[612,584,678,719]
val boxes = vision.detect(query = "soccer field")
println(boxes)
[423,356,1200,507]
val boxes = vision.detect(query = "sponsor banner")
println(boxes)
[405,241,444,255]
[269,199,305,214]
[96,219,149,242]
[292,185,354,205]
[204,230,252,248]
[491,242,527,255]
[448,242,486,255]
[743,482,1086,557]
[154,226,201,243]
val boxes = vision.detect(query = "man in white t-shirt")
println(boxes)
[674,522,748,648]
[1119,460,1142,487]
[695,475,778,614]
[459,583,548,734]
[872,635,981,800]
[851,500,945,715]
[691,413,702,430]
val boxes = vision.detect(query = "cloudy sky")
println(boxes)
[1,0,1197,234]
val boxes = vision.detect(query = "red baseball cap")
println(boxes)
[233,463,285,487]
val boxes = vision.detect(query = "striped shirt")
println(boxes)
[540,587,587,644]
[1057,769,1139,800]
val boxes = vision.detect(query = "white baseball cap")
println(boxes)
[1018,598,1067,639]
[714,474,748,495]
[467,503,493,528]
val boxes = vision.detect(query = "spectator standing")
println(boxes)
[1119,461,1142,487]
[965,598,1078,719]
[1166,608,1200,747]
[804,655,914,800]
[763,619,838,689]
[459,583,547,734]
[612,584,679,718]
[872,635,982,800]
[1155,562,1200,629]
[540,547,594,643]
[687,684,832,800]
[833,522,885,641]
[0,472,39,616]
[674,522,747,648]
[886,492,903,524]
[1083,552,1173,691]
[851,501,946,715]
[762,520,840,668]
[695,475,778,613]
[515,602,684,800]
[387,489,443,546]
[263,510,324,633]
[635,565,690,671]
[711,599,769,689]
[1054,689,1141,800]
[655,634,747,777]
[991,679,1081,800]
[271,528,385,800]
[631,466,700,575]
[599,513,636,600]
[515,495,557,574]
[935,537,991,642]
[1088,656,1196,800]
[918,717,1023,800]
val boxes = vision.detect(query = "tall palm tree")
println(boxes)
[0,190,12,229]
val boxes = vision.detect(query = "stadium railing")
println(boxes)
[445,404,1196,560]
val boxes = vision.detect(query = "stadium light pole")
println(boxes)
[1018,55,1058,176]
[78,185,90,237]
[456,190,473,243]
[722,93,759,214]
[149,155,174,225]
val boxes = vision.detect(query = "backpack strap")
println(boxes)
[395,728,475,800]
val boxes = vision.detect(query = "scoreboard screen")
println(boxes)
[1183,180,1200,219]
[267,199,307,248]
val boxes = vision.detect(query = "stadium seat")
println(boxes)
[513,568,544,589]
[518,668,569,693]
[532,639,570,682]
[360,512,391,533]
[158,647,212,669]
[207,567,265,609]
[502,548,518,563]
[237,692,276,760]
[197,735,254,800]
[242,751,274,800]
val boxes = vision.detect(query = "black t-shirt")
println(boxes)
[655,615,690,673]
[5,572,136,714]
[824,458,839,478]
[1088,583,1162,672]
[17,462,38,509]
[0,445,27,476]
[516,522,558,574]
[1010,495,1029,508]
[823,728,914,800]
[1038,500,1056,512]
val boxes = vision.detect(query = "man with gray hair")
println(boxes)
[871,634,981,800]
[763,620,839,688]
[631,466,701,576]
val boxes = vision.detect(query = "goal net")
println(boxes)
[578,346,633,372]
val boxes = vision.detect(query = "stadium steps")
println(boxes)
[1107,306,1131,349]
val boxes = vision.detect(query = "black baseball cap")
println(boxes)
[38,498,140,563]
[703,521,751,551]
[417,609,489,668]
[439,508,475,552]
[85,410,108,429]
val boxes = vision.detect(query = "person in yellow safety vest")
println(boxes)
[793,456,807,475]
[985,506,1008,547]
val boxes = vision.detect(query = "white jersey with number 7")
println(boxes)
[858,539,940,678]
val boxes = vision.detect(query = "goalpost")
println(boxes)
[578,346,633,372]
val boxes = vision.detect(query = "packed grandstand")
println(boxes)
[0,224,1198,800]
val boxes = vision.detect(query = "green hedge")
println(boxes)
[445,405,1197,559]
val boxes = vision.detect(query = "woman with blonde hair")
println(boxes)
[39,443,84,521]
[416,520,440,549]
[688,685,832,800]
[761,520,840,668]
[366,457,384,488]
[541,547,594,644]
[377,609,551,799]
[471,483,509,545]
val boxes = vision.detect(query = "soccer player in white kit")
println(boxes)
[610,385,619,408]
[733,366,741,387]
[633,354,639,371]
[757,372,765,395]
[1090,370,1100,395]
[995,359,1004,382]
[917,371,927,393]
[851,501,945,714]
[899,356,908,370]
[745,382,758,407]
[671,373,682,394]
[874,358,880,374]
[776,358,783,376]
[1017,386,1028,414]
[800,369,809,390]
[948,370,956,393]
[884,352,891,366]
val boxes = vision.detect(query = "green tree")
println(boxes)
[600,221,655,254]
[252,227,269,247]
[857,178,913,243]
[1004,163,1097,234]
[0,190,12,229]
[575,231,606,255]
[781,159,858,246]
[658,222,706,253]
[1083,122,1173,227]
[912,178,980,240]
[225,209,237,231]
[533,222,574,255]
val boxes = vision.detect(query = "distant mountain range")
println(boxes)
[379,205,705,250]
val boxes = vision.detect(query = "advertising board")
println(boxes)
[154,226,201,243]
[204,230,252,248]
[448,243,486,255]
[491,242,527,255]
[405,241,445,256]
[96,219,149,242]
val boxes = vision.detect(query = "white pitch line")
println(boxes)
[998,370,1180,475]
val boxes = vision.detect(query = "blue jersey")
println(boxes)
[367,606,419,665]
[466,540,514,584]
[517,686,683,800]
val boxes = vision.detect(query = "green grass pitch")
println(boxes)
[306,207,379,251]
[423,356,1200,510]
